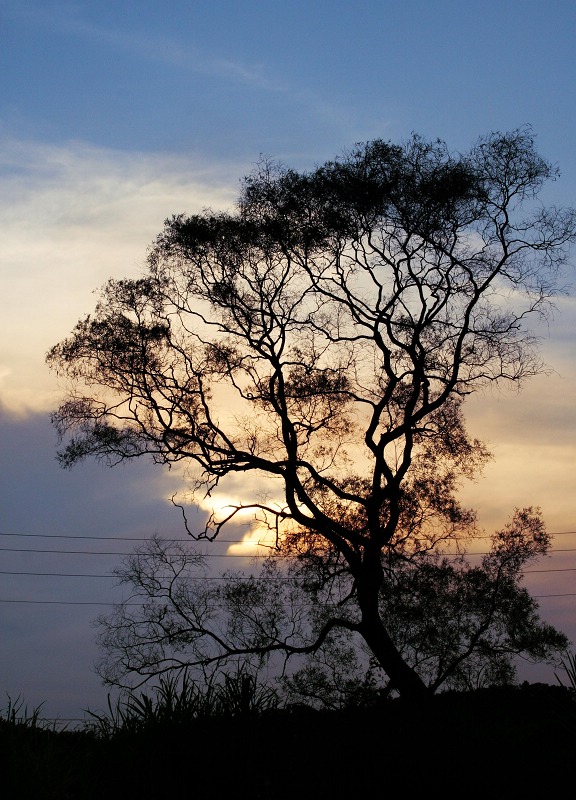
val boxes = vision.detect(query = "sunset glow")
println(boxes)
[1,0,575,722]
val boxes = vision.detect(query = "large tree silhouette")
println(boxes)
[48,129,576,700]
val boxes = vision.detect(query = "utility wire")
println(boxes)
[0,531,238,543]
[1,529,575,542]
[1,566,576,579]
[2,531,574,602]
[0,570,245,579]
[0,547,264,556]
[2,592,576,605]
[2,545,576,558]
[0,599,140,605]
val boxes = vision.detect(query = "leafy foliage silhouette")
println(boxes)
[49,128,576,699]
[94,508,568,703]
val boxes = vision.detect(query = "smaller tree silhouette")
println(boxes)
[95,507,568,702]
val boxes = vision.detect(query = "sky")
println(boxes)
[1,0,575,723]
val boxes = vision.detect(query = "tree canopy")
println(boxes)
[48,128,576,700]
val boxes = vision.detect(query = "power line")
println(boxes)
[1,529,575,542]
[535,593,576,599]
[0,547,265,557]
[0,531,231,543]
[2,592,576,606]
[0,570,245,580]
[2,544,576,559]
[525,567,576,574]
[0,571,116,578]
[1,565,576,579]
[0,599,139,605]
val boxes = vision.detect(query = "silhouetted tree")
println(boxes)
[283,507,569,704]
[94,507,568,701]
[48,128,576,700]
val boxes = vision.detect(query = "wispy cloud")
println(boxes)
[0,136,239,414]
[5,0,282,91]
[2,0,376,153]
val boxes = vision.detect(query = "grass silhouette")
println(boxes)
[2,681,575,798]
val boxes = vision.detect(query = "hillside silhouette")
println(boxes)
[3,683,575,798]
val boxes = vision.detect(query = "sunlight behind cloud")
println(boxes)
[195,488,284,556]
[165,467,287,556]
[226,526,280,557]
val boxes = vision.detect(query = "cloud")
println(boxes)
[0,136,240,414]
[0,405,202,719]
[76,23,276,90]
[460,365,576,533]
[5,1,283,92]
[2,0,373,156]
[166,468,286,557]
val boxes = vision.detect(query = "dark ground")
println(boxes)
[2,683,575,798]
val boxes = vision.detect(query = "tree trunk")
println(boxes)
[357,564,429,701]
[359,612,430,700]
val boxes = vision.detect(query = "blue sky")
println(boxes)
[1,0,575,721]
